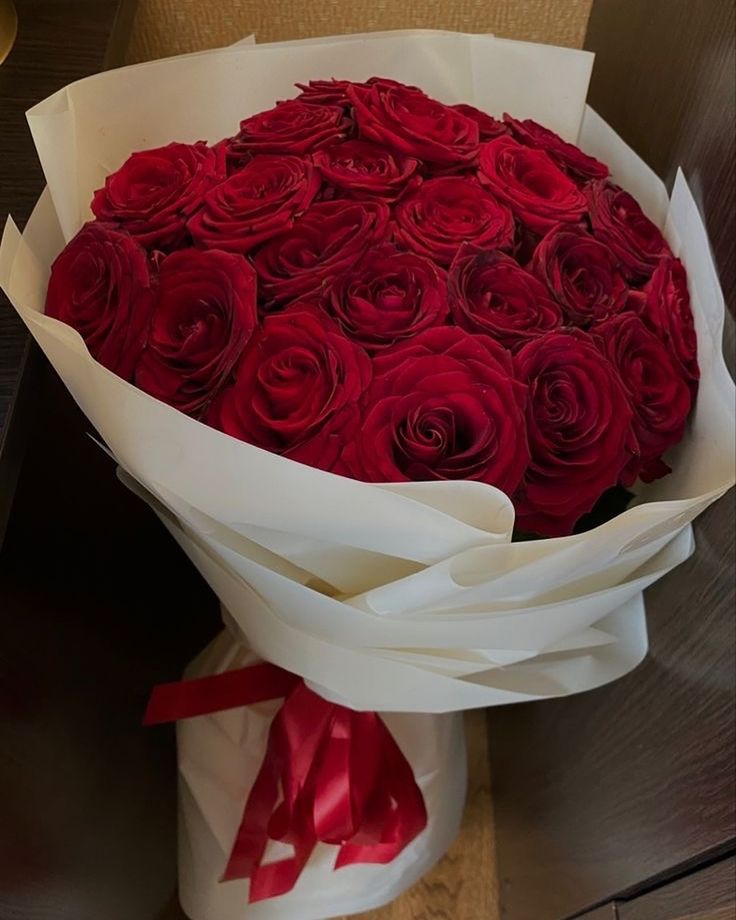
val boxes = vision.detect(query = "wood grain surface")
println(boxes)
[0,0,135,542]
[617,857,736,920]
[491,3,736,918]
[575,908,618,920]
[125,0,592,64]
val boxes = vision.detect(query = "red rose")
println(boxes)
[208,305,371,469]
[327,245,448,351]
[348,81,479,168]
[91,142,224,250]
[640,257,700,396]
[340,327,529,493]
[364,76,424,91]
[188,155,320,253]
[532,225,628,326]
[294,78,357,108]
[295,76,423,108]
[503,114,609,182]
[45,222,155,380]
[587,181,671,281]
[134,249,257,415]
[452,104,508,141]
[478,136,587,234]
[514,331,635,536]
[227,101,348,165]
[312,140,420,201]
[394,177,514,266]
[253,199,390,306]
[595,314,692,482]
[449,245,562,351]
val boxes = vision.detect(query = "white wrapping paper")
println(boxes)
[1,32,732,712]
[1,31,734,919]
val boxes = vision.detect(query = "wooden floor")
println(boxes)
[346,711,498,920]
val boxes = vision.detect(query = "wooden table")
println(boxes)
[0,0,136,542]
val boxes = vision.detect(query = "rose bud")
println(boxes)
[532,225,628,326]
[226,100,349,167]
[503,113,609,182]
[594,313,693,483]
[312,140,420,201]
[340,326,529,495]
[479,136,587,234]
[91,142,224,250]
[327,245,448,351]
[452,104,508,141]
[45,222,156,380]
[294,78,360,108]
[587,181,672,281]
[208,305,371,470]
[348,81,479,168]
[253,199,390,306]
[449,245,562,351]
[639,256,700,398]
[134,248,257,416]
[395,177,514,266]
[513,330,636,536]
[189,155,320,253]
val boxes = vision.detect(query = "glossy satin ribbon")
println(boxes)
[144,661,428,902]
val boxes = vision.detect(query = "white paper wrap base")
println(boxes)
[177,630,466,920]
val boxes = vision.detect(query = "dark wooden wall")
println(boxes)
[489,2,736,918]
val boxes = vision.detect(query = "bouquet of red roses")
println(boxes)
[3,31,733,920]
[44,76,698,538]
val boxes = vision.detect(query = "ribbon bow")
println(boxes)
[144,662,427,902]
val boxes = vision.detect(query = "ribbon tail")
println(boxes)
[221,758,279,882]
[248,835,316,903]
[335,715,428,869]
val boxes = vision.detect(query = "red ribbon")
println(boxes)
[144,662,427,903]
